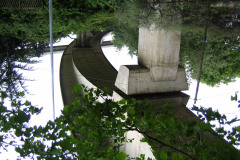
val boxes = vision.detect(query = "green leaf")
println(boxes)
[118,99,126,105]
[140,137,147,142]
[24,100,31,106]
[94,89,101,96]
[0,105,7,112]
[120,114,126,120]
[19,91,25,97]
[160,151,168,160]
[73,84,83,94]
[15,111,30,123]
[140,154,145,159]
[172,152,183,160]
[50,149,62,155]
[103,87,109,95]
[0,91,7,99]
[116,152,126,160]
[235,126,240,132]
[105,119,111,127]
[231,93,238,101]
[128,107,135,115]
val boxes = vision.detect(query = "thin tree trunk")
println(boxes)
[194,0,211,104]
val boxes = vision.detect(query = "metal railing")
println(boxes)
[0,0,43,9]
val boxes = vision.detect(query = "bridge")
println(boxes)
[59,1,239,157]
[59,24,240,158]
[59,28,201,158]
[60,31,119,105]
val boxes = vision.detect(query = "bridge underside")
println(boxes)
[59,30,197,123]
[59,30,233,159]
[60,31,118,105]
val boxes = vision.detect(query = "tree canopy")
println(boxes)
[1,0,240,159]
[0,0,117,106]
[0,35,48,99]
[1,85,240,159]
[112,0,240,86]
[180,34,240,86]
[0,0,117,42]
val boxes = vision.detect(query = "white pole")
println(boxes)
[49,0,55,120]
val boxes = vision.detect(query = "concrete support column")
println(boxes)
[138,26,181,81]
[115,26,188,95]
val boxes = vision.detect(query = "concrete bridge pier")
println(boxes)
[115,25,188,95]
[113,24,191,159]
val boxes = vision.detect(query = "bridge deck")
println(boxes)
[60,31,117,105]
[72,48,117,93]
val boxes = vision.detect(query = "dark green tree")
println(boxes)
[0,90,42,155]
[0,36,48,99]
[1,1,240,159]
[0,0,118,42]
[112,0,240,86]
[180,34,240,86]
[4,85,239,160]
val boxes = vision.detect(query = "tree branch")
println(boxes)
[194,0,211,104]
[136,128,196,160]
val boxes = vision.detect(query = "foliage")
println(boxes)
[0,36,48,99]
[112,0,240,86]
[13,85,129,160]
[112,0,153,56]
[1,85,238,160]
[0,0,117,42]
[180,35,240,86]
[0,91,42,154]
[0,36,46,155]
[0,1,117,157]
[113,23,139,56]
[1,1,240,158]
